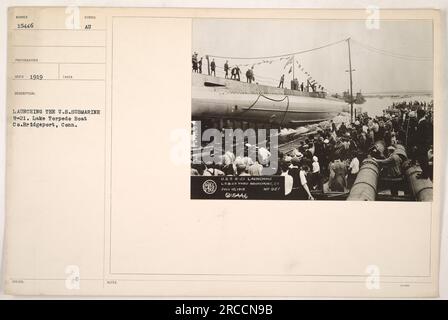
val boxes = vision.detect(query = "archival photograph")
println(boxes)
[190,18,434,201]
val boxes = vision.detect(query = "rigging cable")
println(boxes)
[351,39,432,61]
[207,38,348,60]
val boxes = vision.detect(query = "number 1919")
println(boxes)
[30,74,43,80]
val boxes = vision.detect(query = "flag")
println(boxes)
[283,56,294,69]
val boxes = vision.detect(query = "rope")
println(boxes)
[279,96,290,127]
[258,94,290,127]
[207,38,348,60]
[239,93,263,115]
[351,39,432,61]
[239,93,291,127]
[259,93,289,103]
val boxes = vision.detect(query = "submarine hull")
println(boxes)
[191,74,348,126]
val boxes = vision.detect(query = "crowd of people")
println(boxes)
[191,100,433,200]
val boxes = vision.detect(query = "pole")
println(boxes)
[347,38,354,123]
[292,55,295,80]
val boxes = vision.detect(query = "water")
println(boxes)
[358,95,433,117]
[287,94,433,133]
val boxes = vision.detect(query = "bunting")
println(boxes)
[283,56,294,69]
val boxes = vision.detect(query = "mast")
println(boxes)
[292,55,295,80]
[347,38,354,123]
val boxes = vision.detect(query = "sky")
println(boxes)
[193,19,433,94]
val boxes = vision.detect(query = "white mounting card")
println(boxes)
[3,7,443,297]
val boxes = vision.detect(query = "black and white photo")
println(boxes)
[191,19,434,201]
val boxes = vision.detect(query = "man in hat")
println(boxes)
[373,145,403,196]
[304,144,313,159]
[248,162,263,176]
[321,138,332,177]
[358,131,370,159]
[203,161,225,176]
[280,160,293,197]
[311,156,322,190]
[314,136,324,160]
[406,111,418,150]
[347,152,360,189]
[278,74,285,88]
[231,66,241,81]
[338,122,347,136]
[330,120,337,133]
[198,57,203,74]
[246,67,254,83]
[283,155,292,163]
[210,58,216,76]
[224,60,229,78]
[414,109,432,179]
[291,148,303,159]
[288,156,302,198]
[298,164,314,200]
[328,155,347,192]
[192,52,198,72]
[235,157,249,176]
[231,66,236,80]
[316,138,328,177]
[333,137,345,160]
